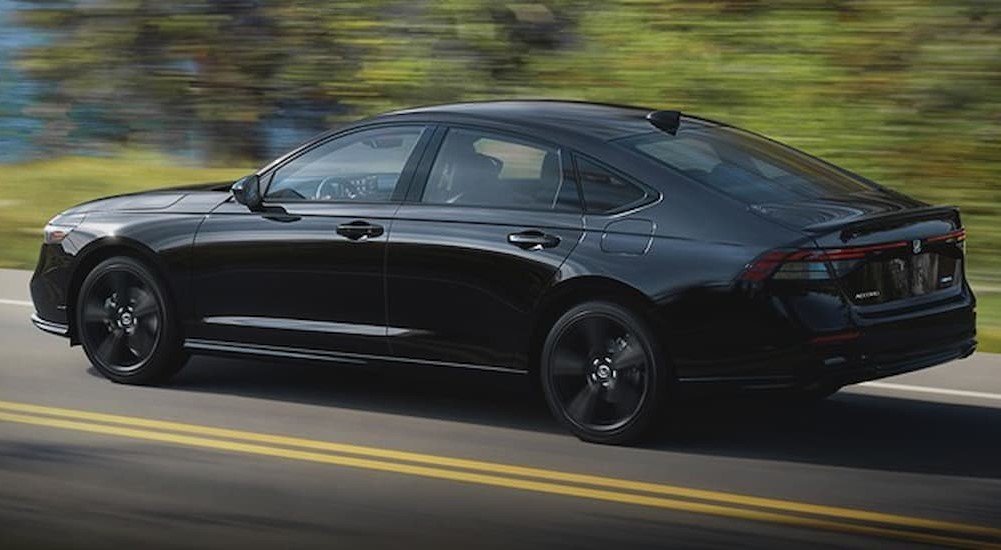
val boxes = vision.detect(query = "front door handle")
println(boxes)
[507,230,560,250]
[337,220,384,241]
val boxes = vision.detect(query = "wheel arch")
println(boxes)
[527,275,669,374]
[66,238,176,344]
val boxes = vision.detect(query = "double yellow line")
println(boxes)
[1,399,998,549]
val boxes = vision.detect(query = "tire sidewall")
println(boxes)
[76,256,181,384]
[540,301,668,444]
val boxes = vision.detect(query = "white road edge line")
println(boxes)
[0,299,32,307]
[858,382,1001,402]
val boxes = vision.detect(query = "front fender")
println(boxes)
[55,213,206,342]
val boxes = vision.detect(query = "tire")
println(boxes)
[540,301,668,444]
[76,256,187,385]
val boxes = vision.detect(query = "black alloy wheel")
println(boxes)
[77,257,186,384]
[541,301,667,444]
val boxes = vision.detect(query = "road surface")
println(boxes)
[1,268,999,549]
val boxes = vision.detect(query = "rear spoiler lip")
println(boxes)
[803,205,960,240]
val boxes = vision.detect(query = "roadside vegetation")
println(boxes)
[4,154,248,269]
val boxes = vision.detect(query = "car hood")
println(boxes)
[63,181,235,215]
[748,189,926,230]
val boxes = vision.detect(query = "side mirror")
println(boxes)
[231,174,262,210]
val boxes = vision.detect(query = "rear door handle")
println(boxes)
[337,220,384,241]
[507,230,560,250]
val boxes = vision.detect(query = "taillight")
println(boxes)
[928,229,966,255]
[739,228,965,283]
[738,243,912,282]
[927,228,966,243]
[739,249,841,282]
[738,250,790,282]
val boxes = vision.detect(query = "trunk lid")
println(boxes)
[749,193,966,308]
[800,203,964,307]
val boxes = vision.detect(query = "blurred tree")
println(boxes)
[13,0,584,160]
[17,0,282,160]
[513,0,1001,272]
[16,0,410,160]
[11,0,1001,277]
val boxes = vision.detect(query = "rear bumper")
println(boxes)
[809,334,976,389]
[677,287,976,392]
[31,312,70,337]
[808,288,977,389]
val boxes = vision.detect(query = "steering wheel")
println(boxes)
[316,175,382,201]
[315,176,354,201]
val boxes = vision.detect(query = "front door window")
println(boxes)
[266,126,424,202]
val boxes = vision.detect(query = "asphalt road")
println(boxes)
[1,268,1000,549]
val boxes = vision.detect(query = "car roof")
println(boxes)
[375,100,713,142]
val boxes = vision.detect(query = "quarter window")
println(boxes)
[266,126,424,202]
[575,157,648,213]
[422,128,574,211]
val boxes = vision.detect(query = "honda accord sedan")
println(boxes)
[30,101,976,443]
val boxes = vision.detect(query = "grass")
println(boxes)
[4,153,250,269]
[2,153,999,352]
[976,292,1001,354]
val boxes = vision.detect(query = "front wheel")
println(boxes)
[76,256,186,385]
[540,301,668,445]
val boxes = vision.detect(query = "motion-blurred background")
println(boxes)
[2,0,999,349]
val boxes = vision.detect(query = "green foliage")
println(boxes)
[513,1,1001,278]
[2,153,248,269]
[978,291,1001,353]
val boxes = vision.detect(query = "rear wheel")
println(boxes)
[76,256,186,385]
[540,301,668,444]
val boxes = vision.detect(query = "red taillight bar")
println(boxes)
[738,228,965,282]
[927,228,966,243]
[740,250,789,282]
[819,241,909,260]
[784,241,909,262]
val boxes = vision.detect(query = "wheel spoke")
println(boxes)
[613,337,646,370]
[607,377,643,418]
[81,301,109,324]
[566,384,601,424]
[95,331,127,364]
[550,347,587,377]
[128,323,156,358]
[132,289,158,318]
[576,316,614,354]
[107,271,130,304]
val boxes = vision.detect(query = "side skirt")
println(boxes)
[183,338,527,375]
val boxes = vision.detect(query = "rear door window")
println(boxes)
[421,128,578,212]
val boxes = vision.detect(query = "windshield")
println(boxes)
[621,123,876,205]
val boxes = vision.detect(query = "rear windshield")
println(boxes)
[621,124,875,205]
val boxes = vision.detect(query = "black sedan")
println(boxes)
[30,101,976,444]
